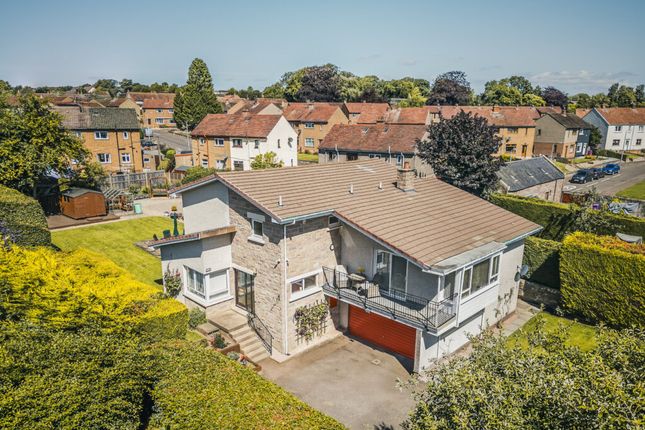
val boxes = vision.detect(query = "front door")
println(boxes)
[235,269,254,313]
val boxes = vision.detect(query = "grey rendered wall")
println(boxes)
[182,181,230,234]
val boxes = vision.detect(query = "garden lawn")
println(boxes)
[508,311,599,351]
[298,152,319,163]
[52,217,175,286]
[617,180,645,200]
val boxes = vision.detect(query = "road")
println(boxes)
[563,161,645,196]
[150,128,192,153]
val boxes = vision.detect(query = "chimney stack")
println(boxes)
[396,161,415,192]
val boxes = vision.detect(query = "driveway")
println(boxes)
[564,161,645,196]
[261,335,416,430]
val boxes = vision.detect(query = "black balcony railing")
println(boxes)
[248,312,273,355]
[322,267,456,331]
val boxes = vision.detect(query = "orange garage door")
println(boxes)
[348,306,416,359]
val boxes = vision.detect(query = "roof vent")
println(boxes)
[278,195,283,207]
[349,184,354,194]
[378,181,383,190]
[396,162,415,192]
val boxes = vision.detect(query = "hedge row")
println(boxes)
[560,232,645,328]
[523,236,562,289]
[0,185,51,247]
[0,245,188,340]
[489,193,645,240]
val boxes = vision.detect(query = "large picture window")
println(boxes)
[460,254,500,298]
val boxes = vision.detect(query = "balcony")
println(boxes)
[322,267,456,332]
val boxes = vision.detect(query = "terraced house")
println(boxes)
[54,106,144,173]
[582,107,645,152]
[283,102,349,153]
[191,113,297,171]
[153,160,539,371]
[142,95,176,128]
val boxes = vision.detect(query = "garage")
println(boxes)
[348,305,416,359]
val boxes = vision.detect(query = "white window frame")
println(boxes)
[459,253,502,301]
[155,118,164,124]
[201,158,209,168]
[156,108,162,113]
[183,266,231,305]
[304,138,315,147]
[247,212,265,244]
[199,137,205,145]
[215,159,226,169]
[615,126,622,131]
[373,249,408,298]
[97,153,111,164]
[612,139,620,146]
[636,139,642,146]
[94,131,108,140]
[214,138,224,147]
[232,138,243,148]
[254,140,260,149]
[288,269,322,302]
[304,122,315,129]
[73,131,82,138]
[396,155,404,166]
[123,131,129,140]
[638,126,644,132]
[121,153,131,163]
[233,160,244,171]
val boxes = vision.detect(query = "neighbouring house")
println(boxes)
[60,187,107,219]
[582,108,645,152]
[383,106,440,125]
[317,123,431,174]
[344,102,390,124]
[174,152,194,170]
[53,106,144,173]
[536,106,563,115]
[142,96,176,128]
[190,113,297,171]
[106,97,142,123]
[439,106,540,159]
[282,102,349,153]
[533,113,591,158]
[152,160,539,371]
[217,94,244,112]
[227,98,287,115]
[497,156,564,202]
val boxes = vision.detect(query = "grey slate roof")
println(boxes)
[547,113,590,129]
[54,106,140,131]
[497,156,564,192]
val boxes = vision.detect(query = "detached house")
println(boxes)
[191,113,297,171]
[54,106,143,173]
[283,103,349,153]
[318,123,431,174]
[533,113,591,158]
[153,160,539,371]
[582,108,645,152]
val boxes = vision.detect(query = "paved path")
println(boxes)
[564,161,645,196]
[500,300,540,337]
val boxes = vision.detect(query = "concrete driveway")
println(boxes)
[261,335,416,430]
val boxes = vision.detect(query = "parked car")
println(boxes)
[589,168,605,180]
[602,163,621,175]
[571,169,593,184]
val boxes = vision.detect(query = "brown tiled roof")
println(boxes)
[439,106,539,127]
[576,108,591,118]
[593,108,645,125]
[283,102,344,123]
[536,106,563,115]
[319,124,426,154]
[191,113,281,138]
[344,102,390,124]
[106,97,128,107]
[143,95,175,109]
[383,107,432,125]
[127,92,175,103]
[174,160,539,268]
[227,99,283,115]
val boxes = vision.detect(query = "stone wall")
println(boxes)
[519,280,561,310]
[511,179,563,202]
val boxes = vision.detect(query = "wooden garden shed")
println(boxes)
[60,188,107,219]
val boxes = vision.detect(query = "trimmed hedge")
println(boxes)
[489,193,645,240]
[0,245,188,340]
[150,340,346,430]
[523,236,562,289]
[560,232,645,328]
[0,185,50,246]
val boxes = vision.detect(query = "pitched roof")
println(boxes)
[143,95,175,109]
[283,102,344,123]
[319,124,426,154]
[592,108,645,125]
[497,156,564,192]
[344,102,390,124]
[544,113,590,129]
[191,113,282,138]
[227,99,283,115]
[536,106,563,115]
[127,91,175,103]
[106,97,128,107]
[383,107,432,125]
[53,106,140,130]
[439,106,539,127]
[61,187,103,197]
[174,160,539,269]
[575,108,591,118]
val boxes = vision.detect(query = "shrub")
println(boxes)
[150,341,346,430]
[179,166,217,185]
[0,185,50,247]
[163,266,182,298]
[188,307,207,329]
[523,236,562,289]
[0,245,188,339]
[560,232,645,328]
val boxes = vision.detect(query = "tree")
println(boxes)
[179,166,218,185]
[294,64,341,102]
[0,95,91,197]
[237,86,262,99]
[398,86,427,107]
[481,76,544,106]
[262,82,286,99]
[636,84,645,106]
[588,126,602,152]
[522,93,546,107]
[404,318,644,430]
[417,111,502,196]
[609,84,637,107]
[541,86,568,107]
[572,93,592,108]
[64,161,106,190]
[250,152,283,170]
[427,71,472,105]
[173,58,222,130]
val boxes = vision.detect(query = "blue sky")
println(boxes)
[1,0,643,94]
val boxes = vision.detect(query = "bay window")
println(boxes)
[185,267,205,298]
[184,266,230,303]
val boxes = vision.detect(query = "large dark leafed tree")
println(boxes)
[173,58,223,130]
[426,71,472,105]
[294,64,341,102]
[541,86,569,107]
[417,111,502,196]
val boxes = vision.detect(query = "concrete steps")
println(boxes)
[206,309,270,363]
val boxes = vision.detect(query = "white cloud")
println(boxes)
[529,70,639,93]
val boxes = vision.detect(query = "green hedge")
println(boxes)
[523,236,562,289]
[0,185,50,246]
[489,194,645,240]
[560,232,645,328]
[150,341,346,430]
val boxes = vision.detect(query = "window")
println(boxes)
[155,118,164,124]
[328,215,340,227]
[255,140,260,149]
[94,131,108,140]
[305,138,315,147]
[461,254,500,298]
[251,219,263,239]
[507,127,518,134]
[73,131,82,138]
[156,108,162,113]
[288,137,293,147]
[214,138,224,147]
[304,122,315,129]
[636,139,642,146]
[232,139,243,148]
[122,131,129,139]
[578,129,585,135]
[143,157,150,163]
[615,126,622,131]
[185,267,205,298]
[490,255,500,283]
[216,160,225,169]
[199,137,205,145]
[233,160,244,171]
[121,153,131,163]
[626,139,631,147]
[537,129,541,136]
[291,274,318,298]
[505,144,517,153]
[201,158,208,167]
[521,144,528,156]
[328,152,337,161]
[638,126,644,132]
[168,108,173,113]
[396,155,403,166]
[612,139,620,146]
[276,139,280,149]
[97,153,111,163]
[374,250,407,296]
[368,154,381,159]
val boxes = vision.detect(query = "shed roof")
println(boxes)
[62,187,103,197]
[497,156,564,192]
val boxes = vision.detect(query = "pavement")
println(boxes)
[150,128,192,153]
[563,160,645,196]
[261,335,416,430]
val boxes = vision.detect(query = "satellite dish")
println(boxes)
[520,265,530,277]
[514,272,521,282]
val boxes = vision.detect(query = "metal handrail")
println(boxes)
[247,312,273,355]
